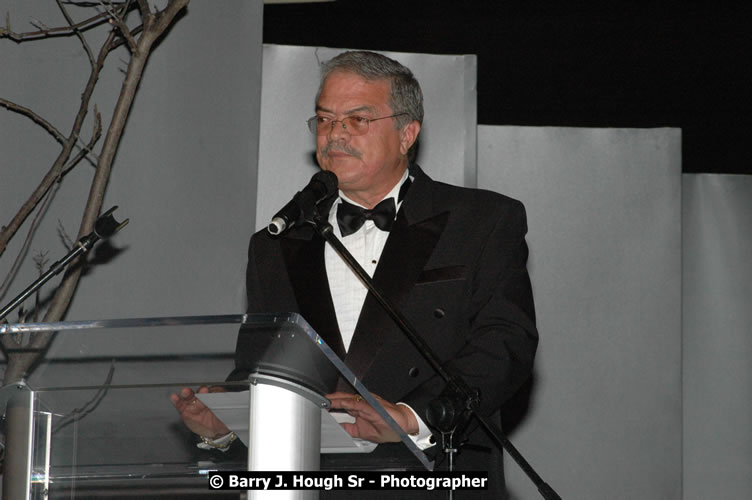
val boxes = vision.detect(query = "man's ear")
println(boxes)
[399,120,421,156]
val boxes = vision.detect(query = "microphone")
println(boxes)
[267,170,338,235]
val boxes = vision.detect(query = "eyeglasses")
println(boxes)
[306,113,407,136]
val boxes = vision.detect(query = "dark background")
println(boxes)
[264,1,752,174]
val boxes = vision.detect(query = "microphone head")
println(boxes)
[266,171,339,236]
[267,217,286,236]
[93,206,129,239]
[311,170,338,200]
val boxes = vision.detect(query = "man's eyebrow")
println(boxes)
[315,104,377,115]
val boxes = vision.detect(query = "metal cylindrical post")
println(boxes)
[248,376,326,500]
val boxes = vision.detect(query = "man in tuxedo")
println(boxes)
[172,50,538,498]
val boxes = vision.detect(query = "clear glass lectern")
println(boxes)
[0,313,432,499]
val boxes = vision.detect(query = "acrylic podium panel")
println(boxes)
[1,313,430,499]
[1,314,248,498]
[20,380,250,498]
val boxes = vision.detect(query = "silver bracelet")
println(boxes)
[198,431,237,451]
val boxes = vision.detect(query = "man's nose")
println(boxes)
[327,119,351,140]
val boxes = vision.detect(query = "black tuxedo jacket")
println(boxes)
[231,165,538,499]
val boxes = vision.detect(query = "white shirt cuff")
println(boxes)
[396,402,435,450]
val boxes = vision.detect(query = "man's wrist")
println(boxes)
[395,402,420,435]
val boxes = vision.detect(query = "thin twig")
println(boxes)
[109,22,142,51]
[0,98,66,145]
[32,251,51,322]
[1,9,114,41]
[56,0,95,67]
[63,1,132,6]
[52,360,117,434]
[98,0,137,52]
[63,110,103,174]
[0,185,60,304]
[28,18,51,32]
[57,221,75,250]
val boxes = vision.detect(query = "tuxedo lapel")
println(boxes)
[280,235,346,360]
[345,168,449,379]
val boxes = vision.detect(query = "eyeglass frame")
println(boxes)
[306,112,409,136]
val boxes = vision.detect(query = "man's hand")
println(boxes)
[169,386,230,439]
[326,391,419,443]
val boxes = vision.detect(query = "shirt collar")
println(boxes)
[337,169,411,210]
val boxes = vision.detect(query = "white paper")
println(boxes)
[197,391,377,454]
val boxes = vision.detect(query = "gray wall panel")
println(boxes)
[683,174,752,500]
[479,126,682,499]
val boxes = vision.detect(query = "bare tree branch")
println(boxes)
[0,9,117,41]
[0,28,117,261]
[32,251,51,322]
[136,0,151,16]
[63,1,132,6]
[137,0,154,30]
[0,98,66,145]
[56,0,95,67]
[0,184,59,304]
[98,0,138,53]
[152,0,187,34]
[28,18,51,32]
[1,0,191,383]
[57,221,75,250]
[63,109,103,174]
[109,22,143,51]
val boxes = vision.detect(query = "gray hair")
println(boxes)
[316,51,424,160]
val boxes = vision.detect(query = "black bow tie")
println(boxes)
[336,177,412,237]
[337,197,396,236]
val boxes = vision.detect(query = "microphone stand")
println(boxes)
[307,213,561,500]
[0,207,128,322]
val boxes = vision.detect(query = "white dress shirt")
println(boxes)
[325,170,433,449]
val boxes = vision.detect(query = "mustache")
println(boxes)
[321,143,362,159]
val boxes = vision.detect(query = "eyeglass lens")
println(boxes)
[310,116,370,136]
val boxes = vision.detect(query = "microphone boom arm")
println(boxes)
[0,207,128,322]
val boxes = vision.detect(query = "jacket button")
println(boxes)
[408,367,420,377]
[433,308,445,319]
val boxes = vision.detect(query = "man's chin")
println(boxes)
[322,159,359,178]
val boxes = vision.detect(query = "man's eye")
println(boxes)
[317,116,331,124]
[350,116,369,124]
